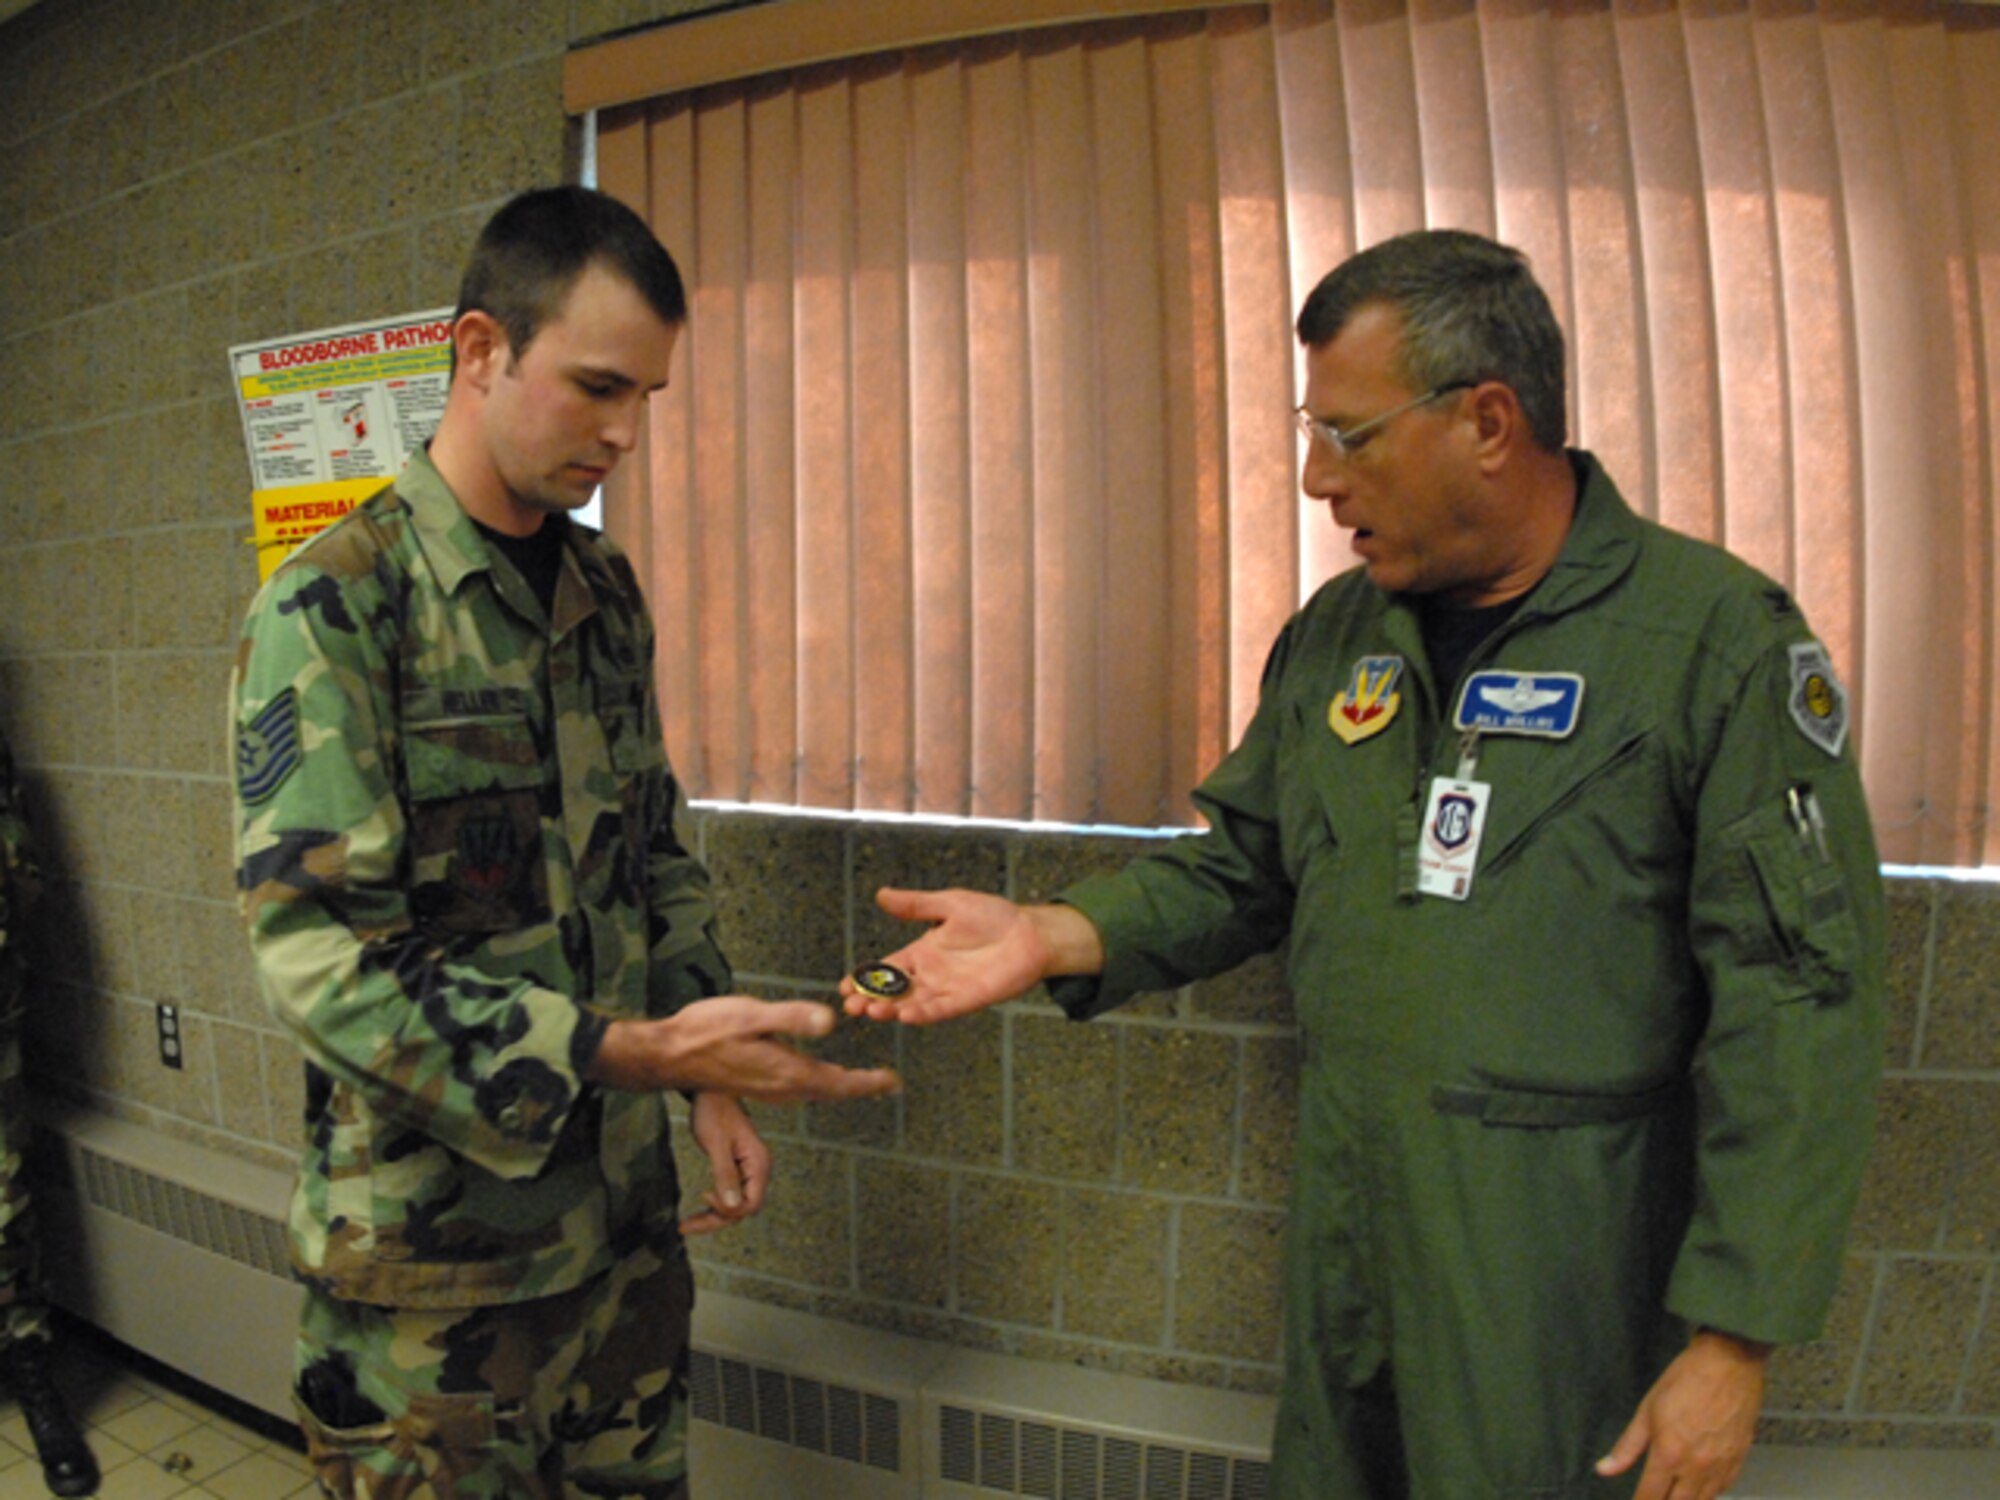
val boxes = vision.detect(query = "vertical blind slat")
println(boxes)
[1027,38,1102,823]
[1888,16,1980,867]
[906,53,975,817]
[1823,11,1935,862]
[1149,22,1232,810]
[1341,0,1428,246]
[692,96,751,801]
[637,108,701,791]
[1956,22,2000,867]
[1272,0,1357,595]
[745,83,801,806]
[1092,30,1173,827]
[1687,8,1792,584]
[1214,11,1300,729]
[1617,1,1723,539]
[794,73,859,809]
[852,61,917,813]
[1413,0,1494,238]
[1552,7,1652,510]
[1481,1,1569,374]
[965,45,1036,820]
[1752,7,1860,707]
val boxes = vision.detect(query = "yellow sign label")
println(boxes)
[249,478,383,583]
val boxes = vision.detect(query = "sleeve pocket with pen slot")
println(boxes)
[1728,788,1858,1005]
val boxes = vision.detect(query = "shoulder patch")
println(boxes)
[238,688,302,803]
[1786,642,1849,758]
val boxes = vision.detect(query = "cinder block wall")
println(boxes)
[0,0,1992,1452]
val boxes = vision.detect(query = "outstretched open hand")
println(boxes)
[839,887,1065,1024]
[591,996,902,1101]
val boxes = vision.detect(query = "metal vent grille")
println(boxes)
[74,1147,292,1278]
[937,1404,1271,1499]
[688,1349,904,1474]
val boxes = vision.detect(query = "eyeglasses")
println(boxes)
[1293,380,1475,460]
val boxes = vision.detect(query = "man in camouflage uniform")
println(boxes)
[0,729,101,1496]
[232,187,897,1499]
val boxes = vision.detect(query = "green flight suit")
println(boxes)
[1053,454,1886,1499]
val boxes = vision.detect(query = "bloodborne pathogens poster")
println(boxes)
[230,309,454,581]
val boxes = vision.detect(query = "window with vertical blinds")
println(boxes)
[572,0,2000,865]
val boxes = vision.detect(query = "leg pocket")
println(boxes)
[296,1379,546,1498]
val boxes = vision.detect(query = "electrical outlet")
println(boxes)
[157,1004,183,1070]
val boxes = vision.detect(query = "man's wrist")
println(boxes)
[571,1009,614,1081]
[586,1017,652,1089]
[1692,1326,1776,1362]
[1027,903,1105,977]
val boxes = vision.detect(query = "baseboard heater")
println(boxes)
[39,1104,1989,1500]
[31,1103,1277,1498]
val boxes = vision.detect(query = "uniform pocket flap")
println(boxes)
[1732,794,1860,1001]
[1431,1076,1685,1128]
[405,716,543,800]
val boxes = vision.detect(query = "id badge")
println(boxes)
[1416,776,1491,901]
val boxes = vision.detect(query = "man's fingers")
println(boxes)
[784,1063,901,1101]
[848,994,923,1023]
[706,1140,745,1210]
[743,999,839,1040]
[874,885,962,924]
[883,993,986,1027]
[1596,1410,1650,1478]
[736,1146,771,1214]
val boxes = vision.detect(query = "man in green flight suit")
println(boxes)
[233,186,898,1498]
[843,230,1885,1500]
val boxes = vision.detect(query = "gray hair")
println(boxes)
[1295,229,1568,452]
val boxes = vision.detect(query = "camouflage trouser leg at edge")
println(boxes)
[0,1024,52,1351]
[294,1239,694,1500]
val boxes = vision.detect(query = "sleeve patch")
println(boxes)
[238,688,302,803]
[1786,642,1849,758]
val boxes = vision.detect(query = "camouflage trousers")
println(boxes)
[294,1237,694,1499]
[0,1020,51,1350]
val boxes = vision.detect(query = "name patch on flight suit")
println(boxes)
[1453,671,1585,738]
[1329,655,1404,744]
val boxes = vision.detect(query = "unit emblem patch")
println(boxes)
[1787,642,1849,758]
[455,816,523,898]
[1329,656,1405,745]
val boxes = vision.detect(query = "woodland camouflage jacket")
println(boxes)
[232,450,729,1309]
[0,730,39,1021]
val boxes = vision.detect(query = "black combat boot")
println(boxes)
[5,1338,99,1497]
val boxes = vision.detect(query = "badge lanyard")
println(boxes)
[1416,729,1490,901]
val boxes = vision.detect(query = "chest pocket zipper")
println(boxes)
[1475,727,1654,878]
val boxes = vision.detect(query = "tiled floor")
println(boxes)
[0,1327,317,1500]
